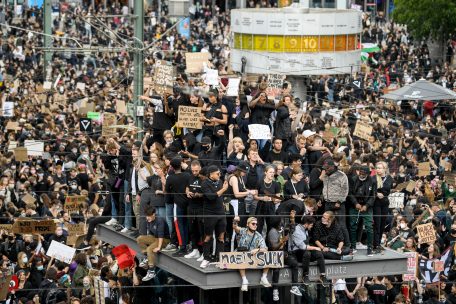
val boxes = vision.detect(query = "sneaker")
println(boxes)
[184,249,201,259]
[105,218,118,226]
[120,227,130,233]
[367,248,373,257]
[373,247,381,255]
[162,244,177,252]
[320,275,330,288]
[290,286,303,297]
[341,255,354,261]
[197,254,205,262]
[172,247,188,257]
[139,258,148,268]
[350,247,357,254]
[260,276,271,287]
[356,242,368,250]
[302,275,311,286]
[113,223,124,231]
[241,282,248,292]
[142,269,156,281]
[200,259,210,269]
[273,289,279,301]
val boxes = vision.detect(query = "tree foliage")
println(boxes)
[393,0,456,41]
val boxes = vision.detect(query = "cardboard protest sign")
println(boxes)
[102,113,117,137]
[21,193,36,205]
[353,121,373,141]
[67,234,86,247]
[405,180,416,193]
[12,219,56,234]
[153,60,175,95]
[66,223,86,235]
[418,162,431,177]
[248,124,271,140]
[402,252,418,281]
[416,223,437,244]
[24,140,44,157]
[94,277,106,304]
[177,106,202,129]
[388,192,404,209]
[441,160,452,172]
[0,275,12,301]
[445,172,456,186]
[116,100,127,114]
[0,224,12,231]
[6,121,20,131]
[226,78,241,96]
[47,240,76,264]
[14,147,28,162]
[378,117,389,127]
[2,101,14,117]
[64,195,86,213]
[218,251,284,269]
[266,74,284,99]
[185,52,210,74]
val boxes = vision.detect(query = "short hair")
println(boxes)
[163,130,173,137]
[273,137,282,143]
[145,207,156,216]
[301,216,315,225]
[264,165,276,174]
[291,167,303,177]
[191,160,201,167]
[45,267,58,281]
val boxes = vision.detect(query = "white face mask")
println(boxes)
[71,185,78,190]
[400,223,407,229]
[22,257,28,264]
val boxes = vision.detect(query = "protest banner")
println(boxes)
[417,162,431,177]
[218,251,284,269]
[0,275,12,301]
[185,52,210,74]
[353,121,373,141]
[66,223,86,235]
[266,74,284,99]
[444,172,456,186]
[226,78,241,96]
[24,140,44,157]
[47,240,76,264]
[153,60,175,95]
[12,219,56,235]
[177,106,202,129]
[402,252,418,281]
[388,192,404,209]
[248,124,271,140]
[94,277,106,304]
[14,147,28,162]
[102,113,117,137]
[416,223,437,244]
[64,195,86,213]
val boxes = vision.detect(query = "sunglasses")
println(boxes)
[250,222,257,226]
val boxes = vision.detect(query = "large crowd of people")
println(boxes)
[0,0,455,303]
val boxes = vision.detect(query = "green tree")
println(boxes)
[393,0,456,42]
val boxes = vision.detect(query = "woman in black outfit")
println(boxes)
[283,167,309,201]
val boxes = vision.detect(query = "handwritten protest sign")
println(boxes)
[417,223,437,244]
[266,74,284,99]
[66,223,86,235]
[153,60,175,95]
[402,252,418,281]
[0,275,12,301]
[12,219,56,235]
[185,52,210,73]
[102,113,117,137]
[47,240,76,264]
[21,193,36,205]
[388,192,404,209]
[418,162,431,177]
[0,224,12,231]
[218,251,284,269]
[2,101,14,117]
[6,121,20,131]
[226,78,241,96]
[204,68,219,86]
[64,195,86,213]
[116,100,127,114]
[177,106,202,129]
[406,180,416,193]
[248,124,271,140]
[14,147,28,162]
[445,172,456,186]
[353,121,373,141]
[24,140,44,157]
[378,117,389,127]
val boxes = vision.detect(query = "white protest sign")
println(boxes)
[46,240,76,264]
[388,192,404,209]
[328,108,343,120]
[76,82,86,91]
[24,140,44,157]
[248,124,271,140]
[43,81,52,90]
[2,102,14,117]
[204,68,219,86]
[226,78,241,96]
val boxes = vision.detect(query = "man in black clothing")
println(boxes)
[184,160,205,259]
[197,134,225,168]
[367,276,387,304]
[265,138,288,164]
[384,276,399,304]
[164,158,191,256]
[200,165,229,268]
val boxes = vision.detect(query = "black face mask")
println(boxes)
[201,145,210,152]
[451,229,456,234]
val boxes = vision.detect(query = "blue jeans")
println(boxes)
[174,204,188,247]
[111,194,118,217]
[165,204,174,235]
[156,206,166,219]
[123,181,132,229]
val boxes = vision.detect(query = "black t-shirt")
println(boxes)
[265,149,288,164]
[385,286,398,304]
[257,179,281,201]
[201,178,225,215]
[368,283,387,304]
[187,175,204,209]
[165,172,191,209]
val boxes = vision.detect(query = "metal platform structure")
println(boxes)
[96,224,409,303]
